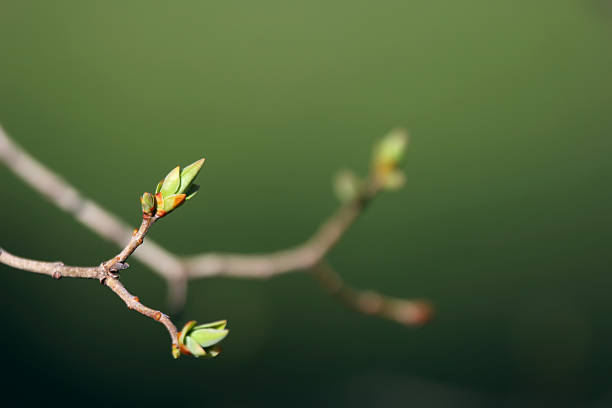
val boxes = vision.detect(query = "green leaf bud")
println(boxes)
[140,192,156,216]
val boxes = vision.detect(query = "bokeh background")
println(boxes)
[1,1,612,406]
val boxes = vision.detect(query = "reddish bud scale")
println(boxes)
[154,193,166,217]
[170,194,186,208]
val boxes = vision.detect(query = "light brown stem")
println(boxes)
[0,217,179,351]
[105,277,178,347]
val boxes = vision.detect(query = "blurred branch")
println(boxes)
[0,123,431,336]
[312,260,432,326]
[182,179,379,279]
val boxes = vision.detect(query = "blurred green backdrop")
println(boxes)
[1,1,612,406]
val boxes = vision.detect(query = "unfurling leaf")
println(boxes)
[193,320,227,330]
[190,328,229,348]
[179,321,197,346]
[176,319,229,359]
[160,166,181,197]
[186,336,207,357]
[179,158,205,194]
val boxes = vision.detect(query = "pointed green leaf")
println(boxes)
[185,184,200,200]
[193,320,227,330]
[160,166,181,197]
[186,336,207,357]
[189,328,228,348]
[178,158,205,194]
[179,320,197,346]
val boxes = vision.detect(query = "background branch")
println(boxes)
[0,123,429,327]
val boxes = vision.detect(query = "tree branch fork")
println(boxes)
[0,124,431,358]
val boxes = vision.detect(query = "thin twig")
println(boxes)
[0,220,180,351]
[105,277,178,347]
[312,260,432,326]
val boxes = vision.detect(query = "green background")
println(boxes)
[1,1,611,406]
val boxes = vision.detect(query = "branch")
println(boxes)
[0,124,187,308]
[0,234,180,351]
[0,123,429,330]
[312,260,432,326]
[182,181,379,279]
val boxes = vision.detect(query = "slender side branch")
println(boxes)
[105,277,178,347]
[0,214,180,351]
[312,260,432,326]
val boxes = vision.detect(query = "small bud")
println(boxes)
[177,319,229,359]
[172,345,181,359]
[373,129,409,169]
[140,192,156,216]
[333,170,361,203]
[372,129,410,190]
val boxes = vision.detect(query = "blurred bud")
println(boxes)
[176,319,229,359]
[383,170,406,190]
[333,169,361,203]
[140,192,156,217]
[372,129,409,190]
